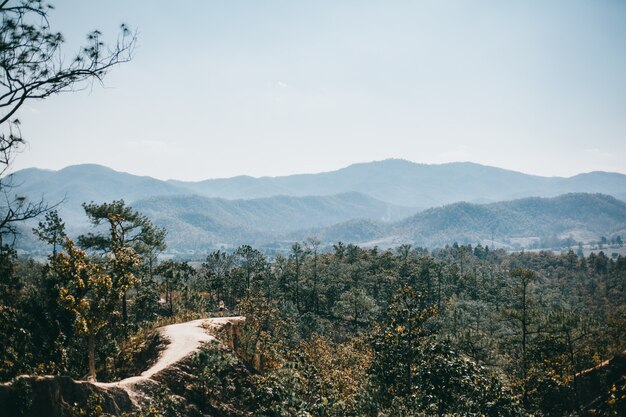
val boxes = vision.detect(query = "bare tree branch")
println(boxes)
[0,0,136,245]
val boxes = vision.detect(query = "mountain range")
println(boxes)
[168,159,626,208]
[7,160,626,252]
[324,193,626,249]
[12,159,626,210]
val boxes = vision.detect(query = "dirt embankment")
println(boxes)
[0,316,245,417]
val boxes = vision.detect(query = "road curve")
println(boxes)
[97,316,245,388]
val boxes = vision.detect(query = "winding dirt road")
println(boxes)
[97,316,244,389]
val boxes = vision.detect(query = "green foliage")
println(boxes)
[133,277,161,324]
[79,200,166,256]
[33,210,66,255]
[11,377,34,417]
[370,285,521,416]
[290,335,372,416]
[237,294,298,370]
[51,238,118,380]
[249,366,307,417]
[333,287,379,324]
[248,335,373,417]
[122,386,186,417]
[201,250,234,306]
[155,260,199,316]
[102,328,164,382]
[67,392,105,417]
[369,285,437,403]
[188,343,250,414]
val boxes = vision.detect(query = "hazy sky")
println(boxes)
[9,0,626,180]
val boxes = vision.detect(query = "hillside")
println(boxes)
[105,193,626,251]
[7,165,189,225]
[14,191,414,253]
[127,193,407,251]
[297,193,626,249]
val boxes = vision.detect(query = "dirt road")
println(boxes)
[97,316,244,388]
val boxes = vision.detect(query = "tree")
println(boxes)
[304,237,321,313]
[0,244,22,378]
[370,284,435,404]
[237,294,297,372]
[156,260,196,316]
[524,308,595,413]
[333,287,378,325]
[201,250,234,307]
[504,268,539,403]
[79,200,166,256]
[234,244,265,295]
[79,200,165,326]
[281,335,372,416]
[32,209,65,255]
[290,242,305,312]
[0,186,49,246]
[0,1,136,243]
[397,244,412,283]
[51,238,116,381]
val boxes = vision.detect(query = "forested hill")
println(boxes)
[14,192,415,253]
[296,193,626,249]
[68,193,625,251]
[10,160,626,211]
[129,193,414,250]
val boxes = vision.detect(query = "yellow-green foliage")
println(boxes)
[52,239,113,337]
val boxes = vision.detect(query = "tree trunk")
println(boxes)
[88,331,96,382]
[295,260,300,313]
[169,286,173,316]
[313,251,319,313]
[122,291,128,325]
[565,330,580,409]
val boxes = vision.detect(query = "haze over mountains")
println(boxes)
[9,159,626,252]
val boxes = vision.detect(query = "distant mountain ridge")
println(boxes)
[10,160,626,210]
[168,159,626,207]
[7,161,626,252]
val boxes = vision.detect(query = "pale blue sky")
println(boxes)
[10,0,626,180]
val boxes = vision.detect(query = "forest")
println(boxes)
[0,200,625,416]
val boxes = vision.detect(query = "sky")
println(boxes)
[8,0,626,181]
